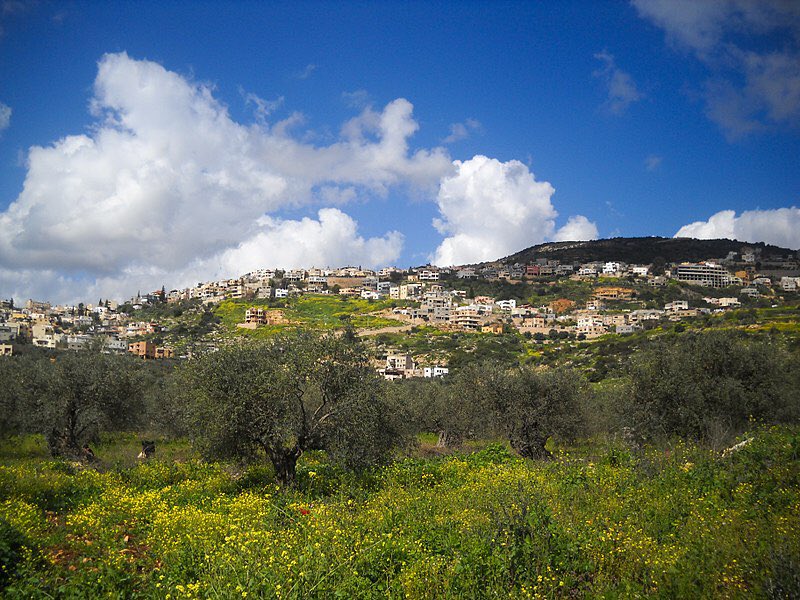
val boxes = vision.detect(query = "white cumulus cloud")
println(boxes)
[212,208,404,274]
[431,156,597,265]
[552,215,599,242]
[0,52,452,302]
[675,207,800,249]
[0,52,600,302]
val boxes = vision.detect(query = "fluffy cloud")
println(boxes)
[0,52,599,302]
[0,101,10,131]
[675,207,800,249]
[431,156,597,265]
[593,50,644,115]
[0,209,405,304]
[0,52,452,302]
[633,0,800,139]
[211,208,403,275]
[552,215,599,242]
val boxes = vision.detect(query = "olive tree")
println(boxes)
[181,330,404,485]
[25,351,147,457]
[625,330,798,445]
[0,354,47,438]
[496,366,587,459]
[436,363,500,447]
[425,361,584,457]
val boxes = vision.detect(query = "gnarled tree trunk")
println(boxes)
[267,445,302,486]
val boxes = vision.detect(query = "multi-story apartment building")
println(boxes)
[417,269,440,281]
[674,262,739,288]
[128,341,157,359]
[665,300,689,313]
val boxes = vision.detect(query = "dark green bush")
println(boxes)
[0,517,29,590]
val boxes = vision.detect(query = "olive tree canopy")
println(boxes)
[181,330,404,485]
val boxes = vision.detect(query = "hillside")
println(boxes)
[498,236,798,266]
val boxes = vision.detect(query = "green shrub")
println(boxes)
[0,517,28,590]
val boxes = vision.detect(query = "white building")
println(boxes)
[423,366,449,378]
[417,269,440,281]
[496,299,517,312]
[104,337,128,352]
[740,287,760,298]
[780,277,800,292]
[665,300,689,313]
[704,297,741,308]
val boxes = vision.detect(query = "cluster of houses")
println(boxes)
[160,266,409,304]
[0,298,173,359]
[145,243,800,307]
[2,244,797,360]
[385,285,752,340]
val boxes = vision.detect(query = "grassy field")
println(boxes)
[213,296,403,338]
[2,428,798,598]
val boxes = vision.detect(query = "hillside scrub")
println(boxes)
[622,330,800,446]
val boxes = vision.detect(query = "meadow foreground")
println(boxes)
[1,428,798,599]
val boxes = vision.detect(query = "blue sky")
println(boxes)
[0,0,799,302]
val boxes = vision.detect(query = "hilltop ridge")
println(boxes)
[492,237,798,267]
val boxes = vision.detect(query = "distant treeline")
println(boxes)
[503,236,797,266]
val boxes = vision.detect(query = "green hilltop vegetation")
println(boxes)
[500,236,798,266]
[124,296,406,353]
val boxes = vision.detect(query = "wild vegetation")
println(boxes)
[1,429,798,598]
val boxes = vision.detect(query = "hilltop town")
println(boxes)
[2,237,798,379]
